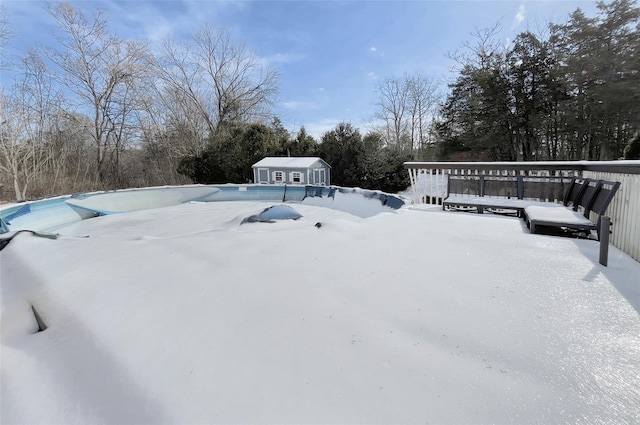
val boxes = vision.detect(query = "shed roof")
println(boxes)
[252,157,328,168]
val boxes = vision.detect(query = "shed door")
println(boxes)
[257,168,269,183]
[313,168,326,185]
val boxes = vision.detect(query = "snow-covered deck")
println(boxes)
[2,200,639,424]
[443,195,566,211]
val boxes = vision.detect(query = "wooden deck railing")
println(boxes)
[404,161,640,263]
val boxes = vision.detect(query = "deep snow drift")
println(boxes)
[1,198,639,424]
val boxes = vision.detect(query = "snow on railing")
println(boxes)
[404,161,640,262]
[407,168,449,205]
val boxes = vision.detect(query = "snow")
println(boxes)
[525,205,593,225]
[445,196,566,210]
[301,190,399,218]
[252,157,325,168]
[404,159,640,168]
[410,170,449,199]
[2,194,640,424]
[240,204,303,223]
[64,185,219,215]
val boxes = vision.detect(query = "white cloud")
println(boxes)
[368,46,384,58]
[302,118,342,140]
[282,100,319,110]
[146,21,178,44]
[256,52,304,68]
[512,4,525,29]
[266,52,305,64]
[102,0,248,48]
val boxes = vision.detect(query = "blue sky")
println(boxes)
[2,0,600,139]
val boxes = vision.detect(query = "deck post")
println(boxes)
[599,216,611,267]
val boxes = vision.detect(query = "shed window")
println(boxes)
[291,171,304,183]
[273,171,284,182]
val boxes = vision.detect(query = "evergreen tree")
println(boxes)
[318,123,367,187]
[288,127,318,157]
[178,122,281,183]
[624,131,640,159]
[437,0,640,161]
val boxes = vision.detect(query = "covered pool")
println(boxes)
[0,184,405,234]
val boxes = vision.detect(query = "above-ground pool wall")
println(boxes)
[201,185,307,202]
[302,186,405,218]
[202,185,405,211]
[303,186,405,209]
[0,196,86,233]
[1,185,405,233]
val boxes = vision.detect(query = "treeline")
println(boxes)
[436,0,640,161]
[178,120,410,193]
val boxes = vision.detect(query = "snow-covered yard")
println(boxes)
[2,194,639,424]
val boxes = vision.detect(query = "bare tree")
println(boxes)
[374,76,410,151]
[447,22,505,72]
[0,88,52,200]
[373,74,439,154]
[157,25,279,137]
[407,74,439,152]
[135,74,211,185]
[144,70,211,157]
[0,48,70,200]
[42,112,93,195]
[45,3,151,187]
[1,90,28,199]
[0,6,13,69]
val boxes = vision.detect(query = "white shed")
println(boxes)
[252,157,331,186]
